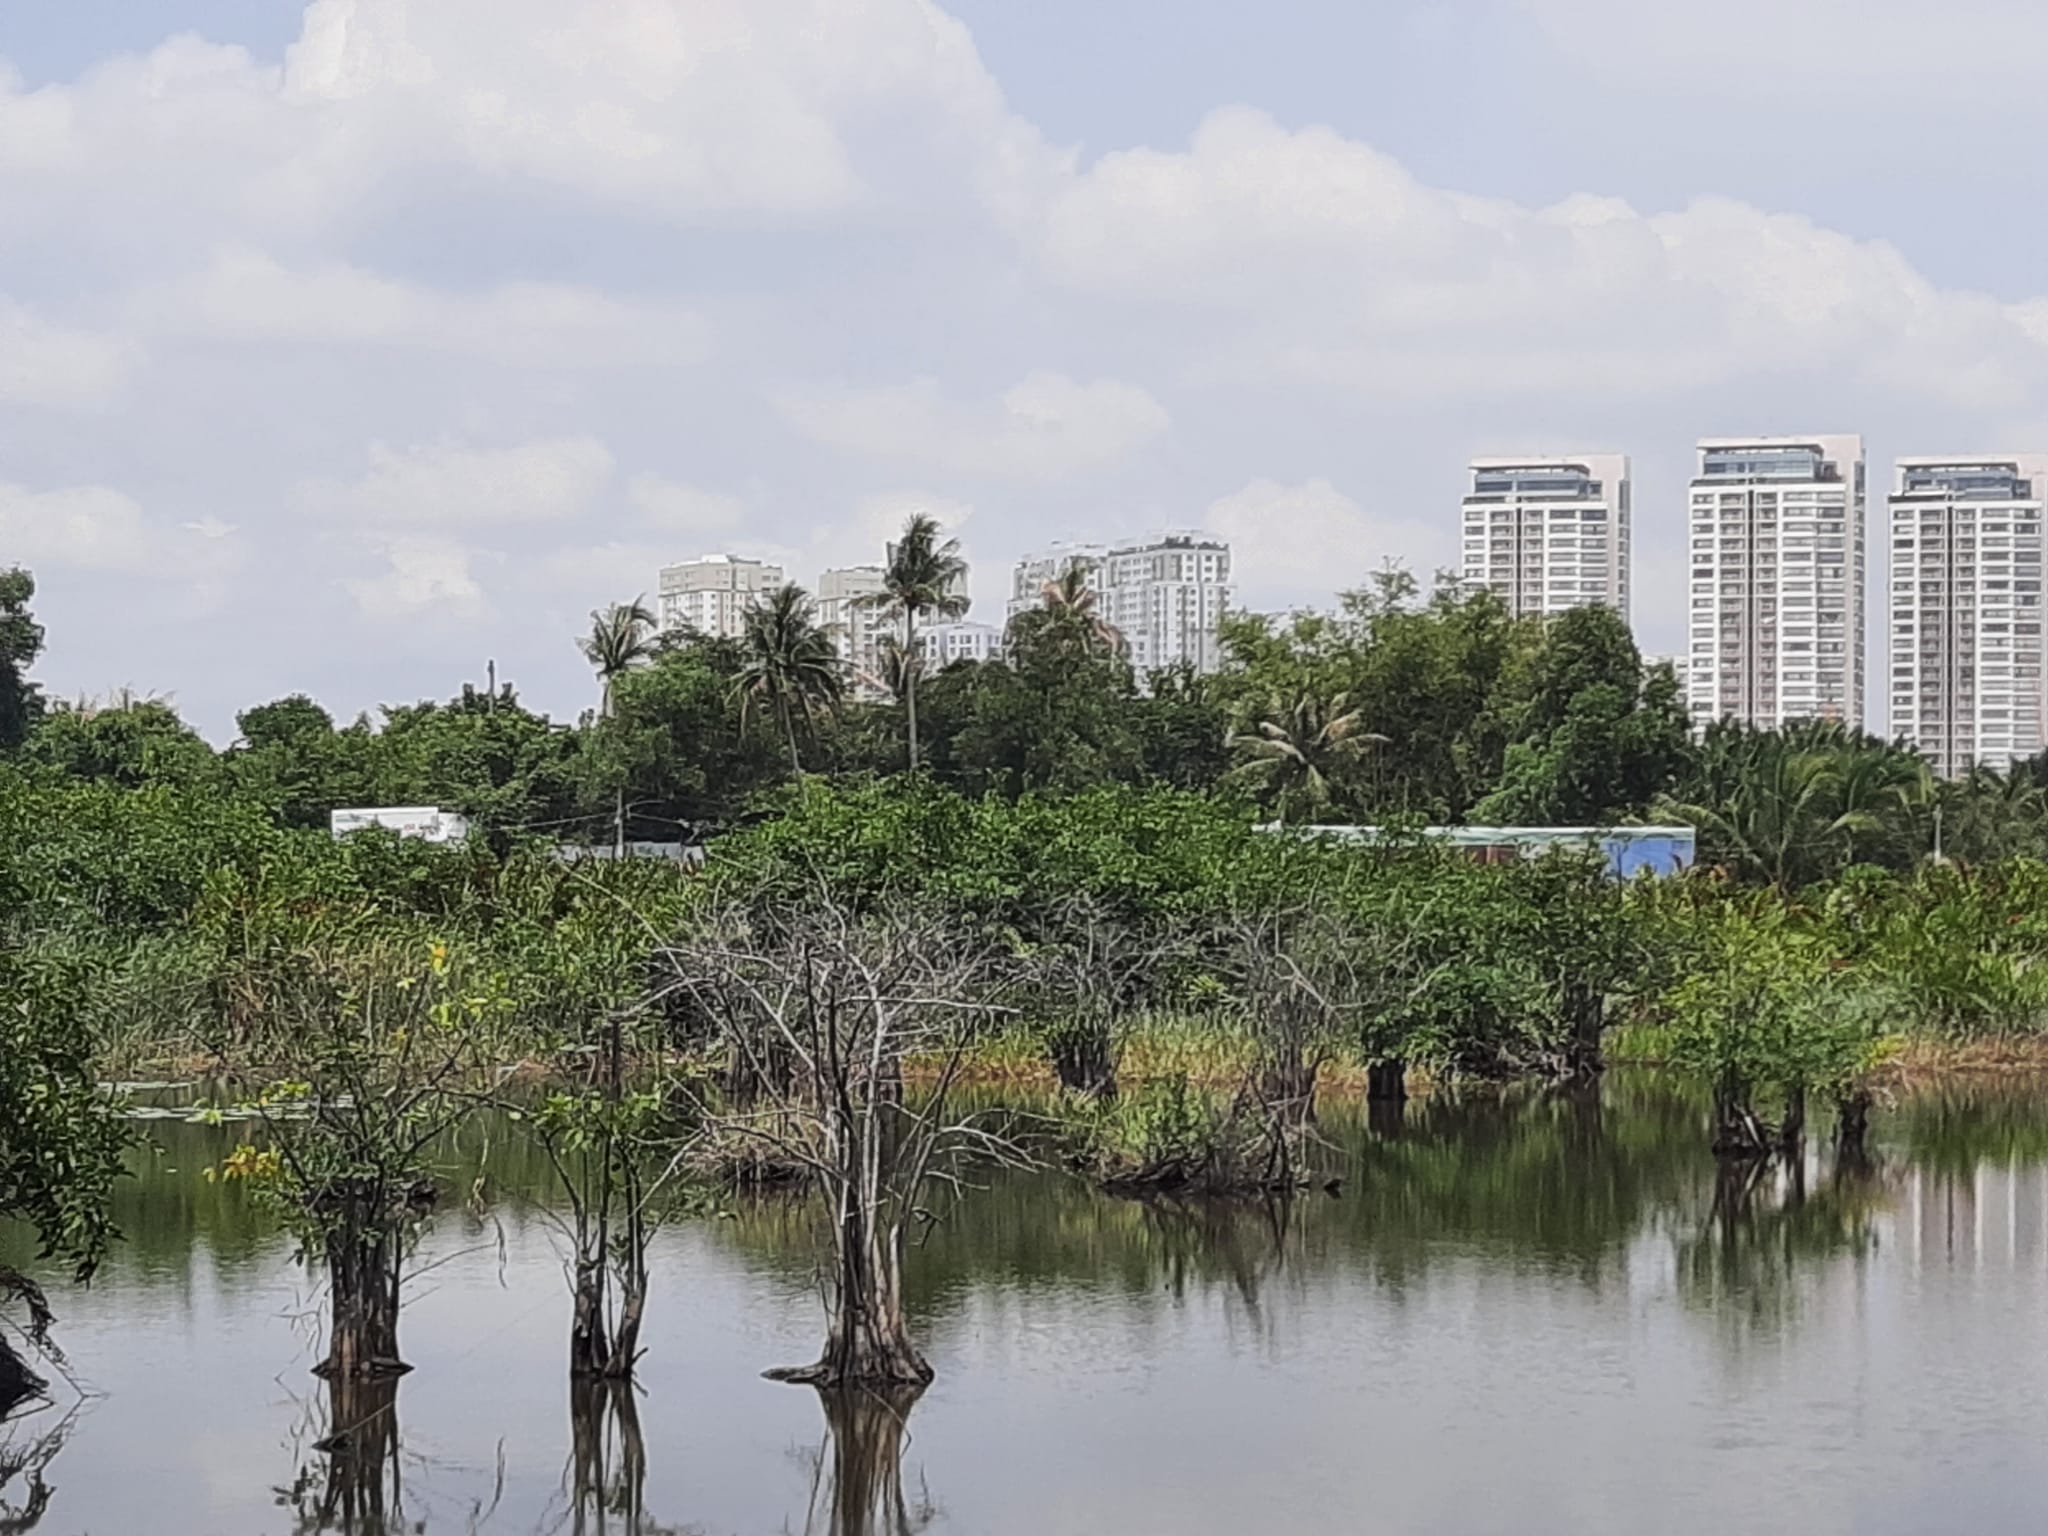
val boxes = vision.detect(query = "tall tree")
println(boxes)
[0,568,44,752]
[581,600,658,854]
[26,694,216,789]
[861,515,968,771]
[1032,561,1122,659]
[1474,606,1692,825]
[1225,689,1385,823]
[734,583,844,774]
[949,608,1144,797]
[0,946,132,1411]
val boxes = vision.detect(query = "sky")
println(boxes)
[8,0,2048,739]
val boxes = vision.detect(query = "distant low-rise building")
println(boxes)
[1273,824,1697,880]
[330,807,471,844]
[917,620,1002,668]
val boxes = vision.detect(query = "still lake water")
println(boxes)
[7,1075,2048,1535]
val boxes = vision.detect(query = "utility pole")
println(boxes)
[487,658,497,713]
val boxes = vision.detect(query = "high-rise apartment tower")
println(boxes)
[656,554,782,639]
[816,565,890,701]
[1460,455,1631,620]
[1888,457,2048,777]
[1009,534,1232,676]
[1686,436,1865,729]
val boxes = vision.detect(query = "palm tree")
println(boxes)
[1035,562,1122,657]
[734,583,843,774]
[1225,689,1386,823]
[1662,721,1929,887]
[860,514,968,771]
[581,598,657,855]
[871,634,922,706]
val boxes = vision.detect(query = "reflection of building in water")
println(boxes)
[1896,1162,2048,1268]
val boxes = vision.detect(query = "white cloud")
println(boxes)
[0,0,1051,276]
[0,483,154,569]
[1204,478,1449,606]
[297,437,616,527]
[124,250,708,367]
[344,535,487,620]
[1025,107,2048,408]
[0,300,135,408]
[627,475,747,534]
[778,372,1169,480]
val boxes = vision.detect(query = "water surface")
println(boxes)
[6,1076,2048,1534]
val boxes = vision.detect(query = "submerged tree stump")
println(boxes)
[1048,1015,1118,1101]
[1365,1058,1408,1103]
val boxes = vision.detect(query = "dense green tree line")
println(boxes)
[15,544,2048,877]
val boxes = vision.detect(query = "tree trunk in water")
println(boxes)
[1366,1058,1408,1103]
[1048,1013,1117,1100]
[0,1332,44,1418]
[1835,1088,1873,1166]
[770,1188,931,1388]
[1779,1084,1807,1155]
[597,1177,647,1381]
[1562,981,1606,1080]
[904,610,920,772]
[569,1250,609,1379]
[316,1187,421,1379]
[1711,1073,1771,1160]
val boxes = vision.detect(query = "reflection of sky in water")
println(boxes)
[7,1079,2048,1533]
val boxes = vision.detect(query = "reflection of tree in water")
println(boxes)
[1673,1154,1886,1331]
[1888,1079,2048,1176]
[278,1374,403,1535]
[566,1378,685,1536]
[1334,1079,1707,1287]
[801,1385,933,1536]
[0,1405,76,1534]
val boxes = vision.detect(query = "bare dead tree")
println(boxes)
[663,899,1018,1388]
[1028,899,1187,1101]
[1223,906,1379,1126]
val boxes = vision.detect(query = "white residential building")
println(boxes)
[1460,455,1631,620]
[1008,534,1232,676]
[917,621,1003,668]
[656,554,782,638]
[1686,436,1866,730]
[1888,457,2048,778]
[817,565,890,701]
